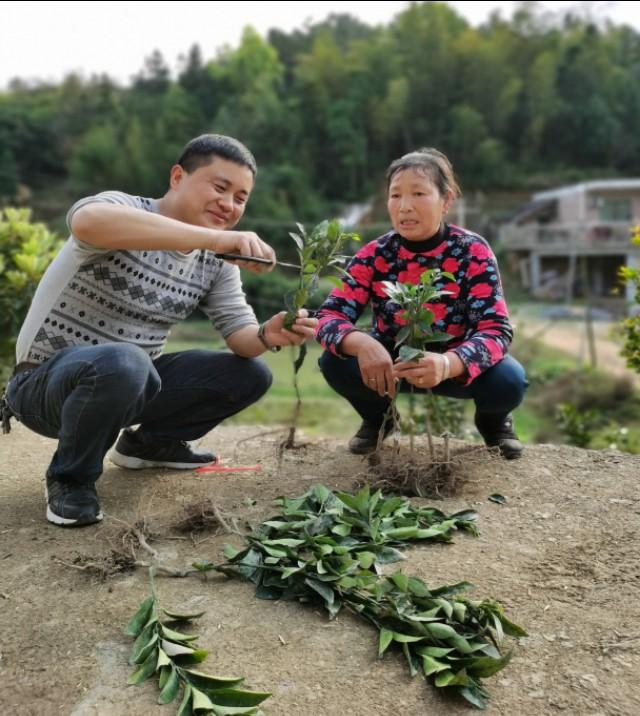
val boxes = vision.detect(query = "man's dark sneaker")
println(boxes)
[46,473,103,527]
[348,416,395,455]
[110,428,217,470]
[475,412,524,460]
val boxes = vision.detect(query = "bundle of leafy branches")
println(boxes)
[217,484,525,710]
[125,572,270,715]
[281,218,358,449]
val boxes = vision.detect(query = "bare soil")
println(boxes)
[1,423,639,716]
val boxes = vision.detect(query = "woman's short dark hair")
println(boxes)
[177,134,257,177]
[386,147,461,198]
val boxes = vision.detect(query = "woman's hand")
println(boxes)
[342,333,396,398]
[264,310,318,347]
[392,352,449,388]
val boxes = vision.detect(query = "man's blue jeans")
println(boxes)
[319,350,528,426]
[6,344,272,484]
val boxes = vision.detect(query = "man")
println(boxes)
[4,134,316,527]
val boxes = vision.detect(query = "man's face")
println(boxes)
[169,156,255,229]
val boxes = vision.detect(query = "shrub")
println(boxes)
[0,208,62,379]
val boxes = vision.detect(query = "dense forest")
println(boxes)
[2,1,640,243]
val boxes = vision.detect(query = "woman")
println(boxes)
[316,147,527,458]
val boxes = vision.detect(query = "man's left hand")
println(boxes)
[264,310,318,347]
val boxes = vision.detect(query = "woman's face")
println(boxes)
[387,168,452,241]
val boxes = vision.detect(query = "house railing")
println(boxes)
[500,221,636,252]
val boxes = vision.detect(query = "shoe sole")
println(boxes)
[110,449,217,470]
[46,505,104,527]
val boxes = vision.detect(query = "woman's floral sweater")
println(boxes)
[315,223,513,385]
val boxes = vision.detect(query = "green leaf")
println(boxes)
[458,652,512,678]
[264,538,305,548]
[207,688,271,707]
[399,345,424,363]
[176,684,193,716]
[182,670,244,691]
[392,632,426,643]
[172,648,209,664]
[157,648,172,669]
[390,572,409,591]
[488,494,507,505]
[459,684,489,710]
[158,664,172,690]
[376,546,406,564]
[304,578,335,606]
[422,655,450,676]
[163,608,206,622]
[158,666,180,704]
[160,625,200,643]
[223,544,241,560]
[331,523,351,537]
[378,628,393,657]
[357,551,376,569]
[124,596,155,637]
[402,642,420,678]
[127,649,158,685]
[407,577,431,598]
[191,686,215,712]
[385,526,419,540]
[416,646,454,658]
[424,622,458,640]
[434,668,470,688]
[129,623,158,665]
[495,613,528,637]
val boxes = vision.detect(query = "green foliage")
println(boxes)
[4,5,640,220]
[0,208,62,378]
[383,268,453,363]
[284,218,359,325]
[555,403,599,448]
[282,219,358,447]
[620,227,640,373]
[218,484,524,710]
[125,572,270,715]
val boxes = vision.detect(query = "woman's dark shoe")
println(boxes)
[474,413,523,460]
[348,417,395,455]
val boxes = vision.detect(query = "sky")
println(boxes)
[1,1,638,90]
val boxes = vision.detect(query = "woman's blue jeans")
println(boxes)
[6,344,272,484]
[319,350,528,426]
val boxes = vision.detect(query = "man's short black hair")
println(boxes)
[177,134,257,176]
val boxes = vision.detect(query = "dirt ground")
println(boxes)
[1,422,640,716]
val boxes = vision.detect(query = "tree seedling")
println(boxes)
[282,219,358,449]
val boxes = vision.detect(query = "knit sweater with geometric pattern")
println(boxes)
[315,223,513,385]
[16,191,257,365]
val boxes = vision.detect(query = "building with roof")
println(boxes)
[500,179,640,307]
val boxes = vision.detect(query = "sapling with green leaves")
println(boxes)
[382,268,454,455]
[125,569,270,715]
[282,219,358,448]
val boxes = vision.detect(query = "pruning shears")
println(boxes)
[214,253,301,270]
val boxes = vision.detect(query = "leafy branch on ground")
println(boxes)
[125,569,270,715]
[215,484,525,710]
[282,219,359,449]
